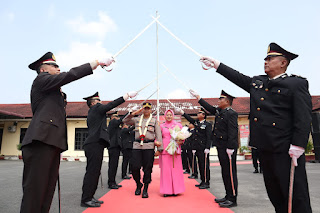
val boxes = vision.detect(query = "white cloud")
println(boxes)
[48,4,55,19]
[55,41,113,71]
[66,11,117,39]
[3,12,15,23]
[166,89,189,99]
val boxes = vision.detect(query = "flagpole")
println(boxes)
[156,11,160,122]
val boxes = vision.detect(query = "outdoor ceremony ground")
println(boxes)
[1,159,319,213]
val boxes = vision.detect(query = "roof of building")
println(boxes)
[0,109,25,119]
[0,96,319,119]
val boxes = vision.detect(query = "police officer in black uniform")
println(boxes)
[175,107,212,189]
[181,125,191,174]
[186,123,199,178]
[190,90,239,208]
[81,91,136,207]
[251,145,262,173]
[21,52,112,213]
[107,111,130,188]
[120,124,134,179]
[200,43,312,212]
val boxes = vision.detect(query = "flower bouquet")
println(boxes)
[166,125,192,167]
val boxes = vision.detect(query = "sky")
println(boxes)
[1,0,320,104]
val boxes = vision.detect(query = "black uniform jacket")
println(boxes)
[199,98,238,149]
[22,63,93,151]
[216,63,312,152]
[120,126,135,149]
[182,113,212,150]
[108,112,129,149]
[84,97,125,148]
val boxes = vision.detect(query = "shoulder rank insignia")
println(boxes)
[290,74,306,79]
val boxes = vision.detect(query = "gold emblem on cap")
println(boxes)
[267,45,270,53]
[52,54,56,61]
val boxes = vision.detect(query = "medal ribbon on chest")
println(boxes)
[138,114,152,146]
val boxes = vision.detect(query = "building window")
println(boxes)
[20,128,28,144]
[75,128,88,150]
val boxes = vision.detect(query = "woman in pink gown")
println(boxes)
[159,109,185,196]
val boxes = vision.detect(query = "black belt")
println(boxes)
[135,140,155,143]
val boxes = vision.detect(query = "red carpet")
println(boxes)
[83,165,234,213]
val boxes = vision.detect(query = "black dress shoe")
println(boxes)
[214,197,227,203]
[122,175,132,179]
[195,182,204,187]
[188,175,198,179]
[253,169,259,173]
[81,200,101,207]
[199,183,210,189]
[219,200,237,208]
[135,183,143,195]
[142,183,149,198]
[92,197,104,204]
[108,184,119,189]
[163,194,169,197]
[116,184,122,187]
[183,171,189,174]
[142,191,149,198]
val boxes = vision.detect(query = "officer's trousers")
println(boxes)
[20,141,61,213]
[196,149,210,184]
[108,146,121,186]
[121,148,132,177]
[260,151,312,213]
[217,148,238,202]
[81,142,105,203]
[131,149,155,185]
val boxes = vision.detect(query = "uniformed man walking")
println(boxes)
[175,107,212,189]
[123,102,163,198]
[21,52,113,213]
[190,90,239,207]
[81,92,136,207]
[201,43,312,212]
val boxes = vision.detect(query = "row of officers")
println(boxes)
[20,41,313,213]
[81,89,239,208]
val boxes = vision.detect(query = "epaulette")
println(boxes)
[290,74,306,79]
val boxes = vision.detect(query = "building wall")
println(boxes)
[0,115,250,158]
[0,120,29,156]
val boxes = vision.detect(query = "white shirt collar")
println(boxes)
[270,73,286,80]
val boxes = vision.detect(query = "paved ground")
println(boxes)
[0,159,319,213]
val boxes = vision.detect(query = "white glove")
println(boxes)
[174,107,184,115]
[192,150,196,154]
[200,56,220,69]
[98,57,114,67]
[204,149,210,154]
[189,89,200,100]
[288,144,305,167]
[123,91,138,101]
[128,91,138,98]
[226,148,235,159]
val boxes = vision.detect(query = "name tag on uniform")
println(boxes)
[200,124,206,129]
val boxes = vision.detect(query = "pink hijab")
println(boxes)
[162,109,178,129]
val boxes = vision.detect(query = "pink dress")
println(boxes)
[159,110,185,195]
